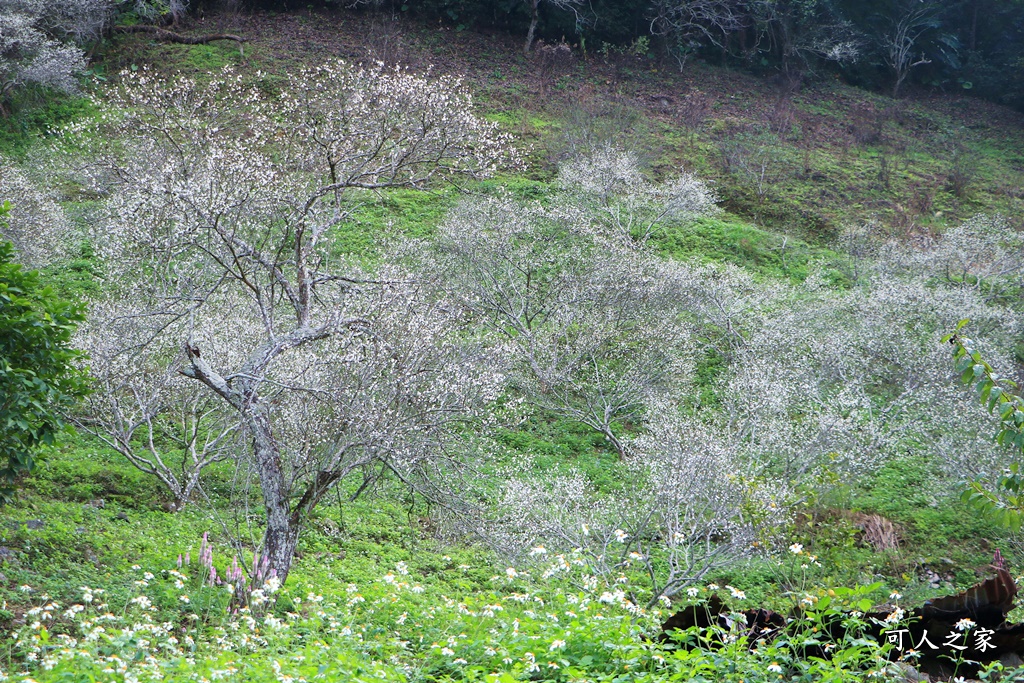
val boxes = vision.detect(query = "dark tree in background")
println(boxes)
[394,0,1024,109]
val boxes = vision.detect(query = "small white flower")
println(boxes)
[955,618,976,632]
[788,543,803,555]
[883,607,905,624]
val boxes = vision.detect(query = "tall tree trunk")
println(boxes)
[893,69,905,99]
[246,403,299,584]
[524,0,540,54]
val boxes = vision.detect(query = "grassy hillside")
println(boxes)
[1,7,1024,682]
[90,9,1024,239]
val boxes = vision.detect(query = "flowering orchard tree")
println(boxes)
[428,147,719,457]
[717,217,1024,490]
[724,272,1021,485]
[555,144,719,250]
[75,296,239,511]
[0,161,74,267]
[478,406,787,605]
[0,7,82,111]
[430,192,695,458]
[920,215,1024,302]
[0,0,113,112]
[75,63,516,583]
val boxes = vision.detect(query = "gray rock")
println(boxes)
[893,662,928,683]
[115,511,129,522]
[0,546,16,560]
[1000,652,1024,669]
[25,519,44,530]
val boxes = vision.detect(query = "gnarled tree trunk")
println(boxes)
[246,403,300,584]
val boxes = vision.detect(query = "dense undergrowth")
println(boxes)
[1,7,1024,683]
[0,443,1016,682]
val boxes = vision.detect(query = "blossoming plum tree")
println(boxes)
[0,161,74,267]
[429,148,717,457]
[479,404,786,605]
[717,214,1024,494]
[75,62,516,583]
[0,0,114,113]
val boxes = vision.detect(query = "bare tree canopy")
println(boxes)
[879,2,939,97]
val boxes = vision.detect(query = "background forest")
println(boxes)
[1,1,1023,681]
